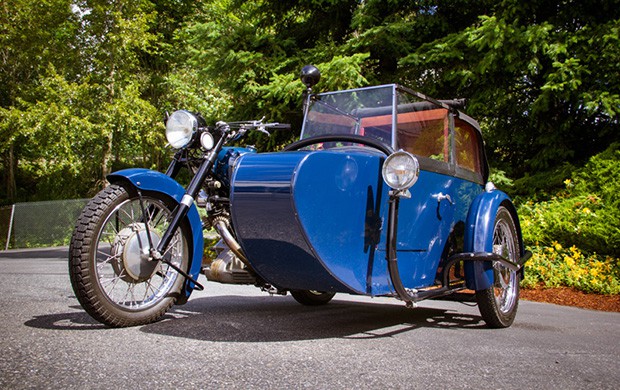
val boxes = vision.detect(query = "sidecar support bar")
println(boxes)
[385,192,532,304]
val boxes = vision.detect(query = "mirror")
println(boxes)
[300,65,321,89]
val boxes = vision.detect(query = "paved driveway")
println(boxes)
[0,247,619,389]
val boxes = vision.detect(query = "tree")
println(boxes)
[177,0,373,150]
[2,0,619,203]
[399,0,620,192]
[0,0,81,202]
[0,0,174,202]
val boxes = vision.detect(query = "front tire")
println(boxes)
[291,290,335,306]
[69,184,190,327]
[476,205,521,328]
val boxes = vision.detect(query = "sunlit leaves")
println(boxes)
[399,1,620,178]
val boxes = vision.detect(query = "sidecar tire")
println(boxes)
[475,205,521,328]
[69,185,190,327]
[290,290,335,306]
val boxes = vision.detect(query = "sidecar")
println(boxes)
[228,82,530,328]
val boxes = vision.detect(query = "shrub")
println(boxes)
[521,243,620,295]
[518,143,620,294]
[519,143,620,258]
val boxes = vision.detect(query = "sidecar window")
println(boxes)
[394,108,449,162]
[300,85,460,164]
[454,118,483,175]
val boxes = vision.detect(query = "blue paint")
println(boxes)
[107,168,204,297]
[292,148,386,293]
[463,189,513,290]
[213,146,256,186]
[230,151,357,293]
[230,149,486,296]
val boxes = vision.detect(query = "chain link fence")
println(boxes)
[1,199,89,250]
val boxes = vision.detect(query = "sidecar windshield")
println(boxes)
[300,84,454,161]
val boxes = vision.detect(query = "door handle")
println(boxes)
[433,192,454,205]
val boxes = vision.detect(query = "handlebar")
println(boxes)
[225,119,291,130]
[211,119,291,143]
[218,118,291,137]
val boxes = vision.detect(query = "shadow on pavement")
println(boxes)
[143,296,486,342]
[24,295,485,340]
[25,309,106,330]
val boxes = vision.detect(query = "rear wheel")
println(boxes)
[476,206,521,328]
[69,185,190,327]
[291,290,335,306]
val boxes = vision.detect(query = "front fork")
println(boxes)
[142,134,228,289]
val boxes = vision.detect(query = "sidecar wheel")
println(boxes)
[291,290,335,306]
[69,184,190,327]
[475,206,521,328]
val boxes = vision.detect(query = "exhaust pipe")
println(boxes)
[213,219,253,271]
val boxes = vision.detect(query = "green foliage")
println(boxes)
[399,0,620,177]
[4,0,618,203]
[0,0,171,201]
[517,143,620,294]
[519,143,620,258]
[521,243,620,294]
[510,163,575,200]
[488,169,513,189]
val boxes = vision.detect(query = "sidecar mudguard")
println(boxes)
[463,188,524,290]
[107,168,204,300]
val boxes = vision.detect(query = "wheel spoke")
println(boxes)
[89,194,187,312]
[70,185,189,327]
[96,250,120,268]
[492,218,518,313]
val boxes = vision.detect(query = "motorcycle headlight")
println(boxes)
[166,110,198,149]
[382,150,420,190]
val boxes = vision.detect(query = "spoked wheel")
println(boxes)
[69,184,190,327]
[290,290,336,306]
[476,205,521,328]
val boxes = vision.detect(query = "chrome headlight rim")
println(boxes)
[382,150,420,191]
[166,110,198,149]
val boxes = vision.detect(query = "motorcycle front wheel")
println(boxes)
[69,184,190,327]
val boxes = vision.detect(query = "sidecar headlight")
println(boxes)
[166,110,198,149]
[382,150,420,190]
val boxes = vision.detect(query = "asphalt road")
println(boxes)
[0,247,619,389]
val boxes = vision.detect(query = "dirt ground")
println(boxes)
[521,287,620,312]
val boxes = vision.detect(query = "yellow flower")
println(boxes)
[590,269,598,277]
[582,207,591,214]
[564,256,575,268]
[564,179,572,186]
[554,242,563,251]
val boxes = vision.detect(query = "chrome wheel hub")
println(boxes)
[112,223,162,283]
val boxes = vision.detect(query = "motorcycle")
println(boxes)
[69,65,531,328]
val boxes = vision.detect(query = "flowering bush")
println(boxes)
[521,242,620,294]
[517,143,620,294]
